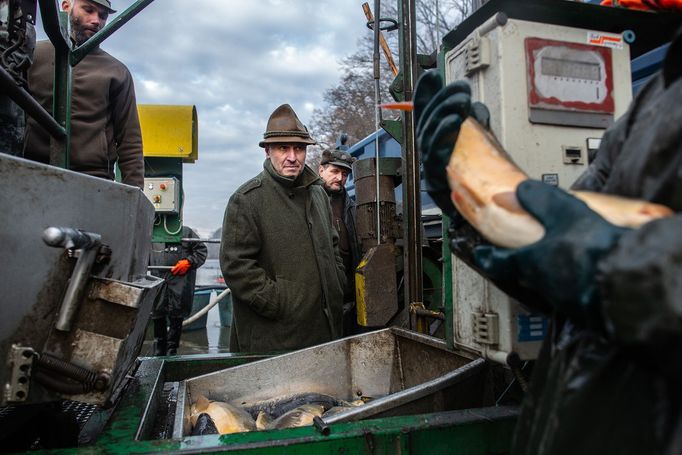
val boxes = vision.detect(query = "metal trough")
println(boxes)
[174,328,487,438]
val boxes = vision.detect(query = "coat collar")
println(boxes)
[263,159,321,189]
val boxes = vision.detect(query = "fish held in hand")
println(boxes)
[190,395,256,435]
[448,118,673,248]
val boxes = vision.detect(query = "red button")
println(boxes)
[160,183,167,190]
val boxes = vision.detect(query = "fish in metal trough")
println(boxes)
[190,395,256,435]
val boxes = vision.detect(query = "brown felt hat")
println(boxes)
[259,104,317,148]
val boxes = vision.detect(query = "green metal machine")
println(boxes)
[4,0,677,453]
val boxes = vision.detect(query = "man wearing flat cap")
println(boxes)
[318,142,362,335]
[220,104,346,353]
[23,0,144,188]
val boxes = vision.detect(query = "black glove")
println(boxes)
[414,70,490,221]
[474,180,630,328]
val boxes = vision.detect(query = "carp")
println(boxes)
[190,395,256,435]
[190,413,219,436]
[241,392,345,421]
[266,404,325,430]
[449,118,674,248]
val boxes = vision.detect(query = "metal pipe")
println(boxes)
[373,0,382,246]
[399,0,423,315]
[477,12,508,38]
[38,0,69,53]
[0,65,66,139]
[70,0,155,66]
[43,227,102,332]
[55,247,98,331]
[321,357,486,425]
[414,308,445,320]
[47,9,72,168]
[43,226,100,250]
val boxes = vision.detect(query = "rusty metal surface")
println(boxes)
[356,244,399,326]
[0,155,157,406]
[175,328,485,438]
[353,157,402,251]
[41,275,163,406]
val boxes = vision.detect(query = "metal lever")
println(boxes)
[43,227,102,332]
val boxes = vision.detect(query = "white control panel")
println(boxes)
[443,18,632,363]
[143,177,180,214]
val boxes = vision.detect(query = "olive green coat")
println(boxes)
[220,160,346,353]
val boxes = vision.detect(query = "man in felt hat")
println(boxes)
[318,141,362,335]
[220,104,346,353]
[23,0,144,188]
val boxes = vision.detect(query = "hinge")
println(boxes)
[473,312,499,345]
[465,37,491,76]
[4,345,35,404]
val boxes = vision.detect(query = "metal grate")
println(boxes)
[61,400,99,429]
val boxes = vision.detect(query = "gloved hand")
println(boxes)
[474,180,630,327]
[170,258,191,276]
[414,70,490,221]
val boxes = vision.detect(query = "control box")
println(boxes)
[143,177,180,214]
[443,16,632,362]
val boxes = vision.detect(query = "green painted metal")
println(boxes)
[381,118,403,144]
[145,157,184,243]
[71,0,156,66]
[422,253,443,313]
[49,12,71,168]
[49,354,517,453]
[442,216,455,350]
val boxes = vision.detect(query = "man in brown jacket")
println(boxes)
[23,0,144,188]
[220,104,346,353]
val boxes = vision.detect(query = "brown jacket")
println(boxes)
[23,40,143,188]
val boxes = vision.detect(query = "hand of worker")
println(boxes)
[473,180,630,327]
[414,70,490,221]
[170,258,191,276]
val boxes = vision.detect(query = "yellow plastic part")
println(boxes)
[355,257,369,326]
[138,105,198,162]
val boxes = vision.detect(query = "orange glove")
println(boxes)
[170,259,191,276]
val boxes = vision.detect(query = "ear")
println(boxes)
[61,0,72,12]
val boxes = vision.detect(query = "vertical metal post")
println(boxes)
[38,0,71,168]
[399,0,423,312]
[373,0,382,245]
[50,32,71,168]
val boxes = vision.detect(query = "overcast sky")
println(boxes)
[37,0,371,236]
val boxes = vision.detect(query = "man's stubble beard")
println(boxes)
[70,14,98,46]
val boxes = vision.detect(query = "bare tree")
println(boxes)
[309,0,472,151]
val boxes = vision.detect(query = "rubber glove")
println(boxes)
[170,258,191,276]
[474,180,630,327]
[414,70,490,221]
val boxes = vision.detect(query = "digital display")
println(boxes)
[540,57,601,81]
